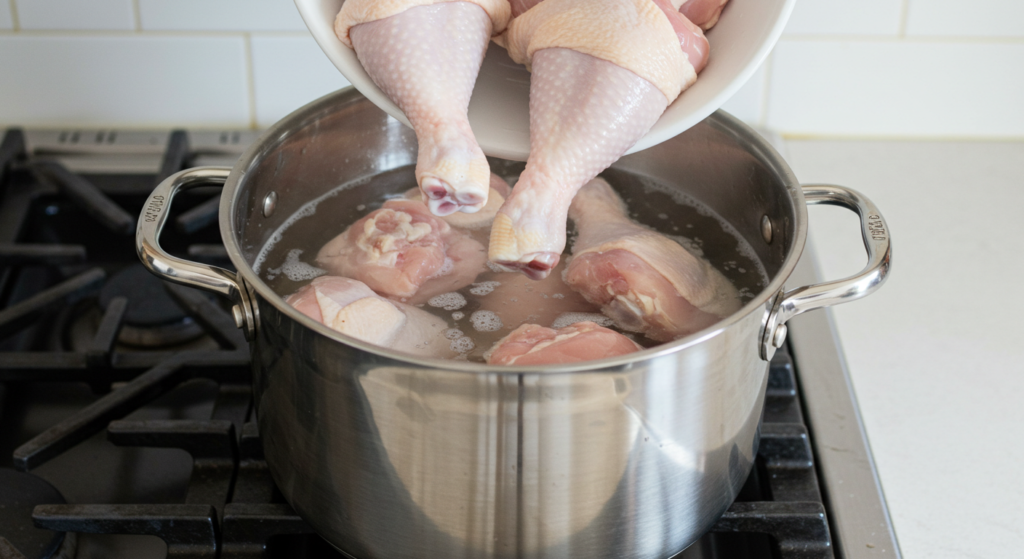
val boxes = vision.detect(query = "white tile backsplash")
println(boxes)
[251,35,350,127]
[906,0,1024,38]
[0,36,250,127]
[0,3,13,30]
[0,3,1021,137]
[766,39,1024,137]
[16,0,135,30]
[138,0,306,31]
[783,0,904,36]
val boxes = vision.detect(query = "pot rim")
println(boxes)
[220,87,808,374]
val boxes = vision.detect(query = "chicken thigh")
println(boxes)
[486,321,643,365]
[564,178,740,342]
[287,276,454,357]
[316,199,486,304]
[487,0,708,279]
[336,0,511,216]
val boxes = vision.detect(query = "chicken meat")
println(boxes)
[316,199,486,304]
[564,178,740,342]
[486,321,643,365]
[487,0,710,279]
[287,275,454,357]
[336,0,511,216]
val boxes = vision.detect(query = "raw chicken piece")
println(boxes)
[404,173,511,230]
[564,178,740,342]
[471,259,596,336]
[488,0,703,279]
[486,321,643,365]
[316,199,486,304]
[677,0,729,31]
[336,1,511,216]
[287,276,454,357]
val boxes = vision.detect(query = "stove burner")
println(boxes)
[98,265,204,347]
[0,469,75,559]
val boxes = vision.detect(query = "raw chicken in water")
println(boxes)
[486,321,643,365]
[316,199,486,304]
[337,0,511,216]
[287,276,454,358]
[564,178,740,342]
[488,0,712,278]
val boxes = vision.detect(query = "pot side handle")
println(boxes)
[136,166,256,339]
[760,184,891,360]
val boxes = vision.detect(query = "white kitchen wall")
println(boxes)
[0,0,1021,137]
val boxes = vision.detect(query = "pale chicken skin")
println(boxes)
[487,0,710,279]
[564,178,740,342]
[287,276,454,358]
[337,0,511,216]
[486,321,643,365]
[316,199,486,304]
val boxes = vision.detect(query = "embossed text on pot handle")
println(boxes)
[761,184,892,359]
[136,166,256,337]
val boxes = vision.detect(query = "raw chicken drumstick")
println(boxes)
[316,199,486,304]
[486,321,643,365]
[487,0,711,279]
[287,276,454,358]
[335,0,511,216]
[564,178,740,342]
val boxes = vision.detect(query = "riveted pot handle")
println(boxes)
[136,166,256,338]
[761,184,891,360]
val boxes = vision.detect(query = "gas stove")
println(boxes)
[0,126,899,559]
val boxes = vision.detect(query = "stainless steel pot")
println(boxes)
[137,88,891,559]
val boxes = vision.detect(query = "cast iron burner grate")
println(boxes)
[0,127,832,559]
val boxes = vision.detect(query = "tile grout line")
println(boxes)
[243,32,258,130]
[8,0,18,31]
[758,52,774,130]
[898,0,910,37]
[132,0,142,32]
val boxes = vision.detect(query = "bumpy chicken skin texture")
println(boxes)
[487,0,700,279]
[316,199,486,304]
[287,276,454,357]
[564,178,740,341]
[339,1,510,217]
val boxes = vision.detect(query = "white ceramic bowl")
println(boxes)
[295,0,795,161]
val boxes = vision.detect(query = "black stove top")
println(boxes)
[0,126,834,559]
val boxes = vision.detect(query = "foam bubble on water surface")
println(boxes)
[271,249,326,282]
[452,311,464,320]
[450,336,475,353]
[469,310,502,332]
[428,292,466,311]
[469,281,501,296]
[444,328,464,340]
[551,313,614,329]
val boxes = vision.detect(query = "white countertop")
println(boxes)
[779,138,1024,559]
